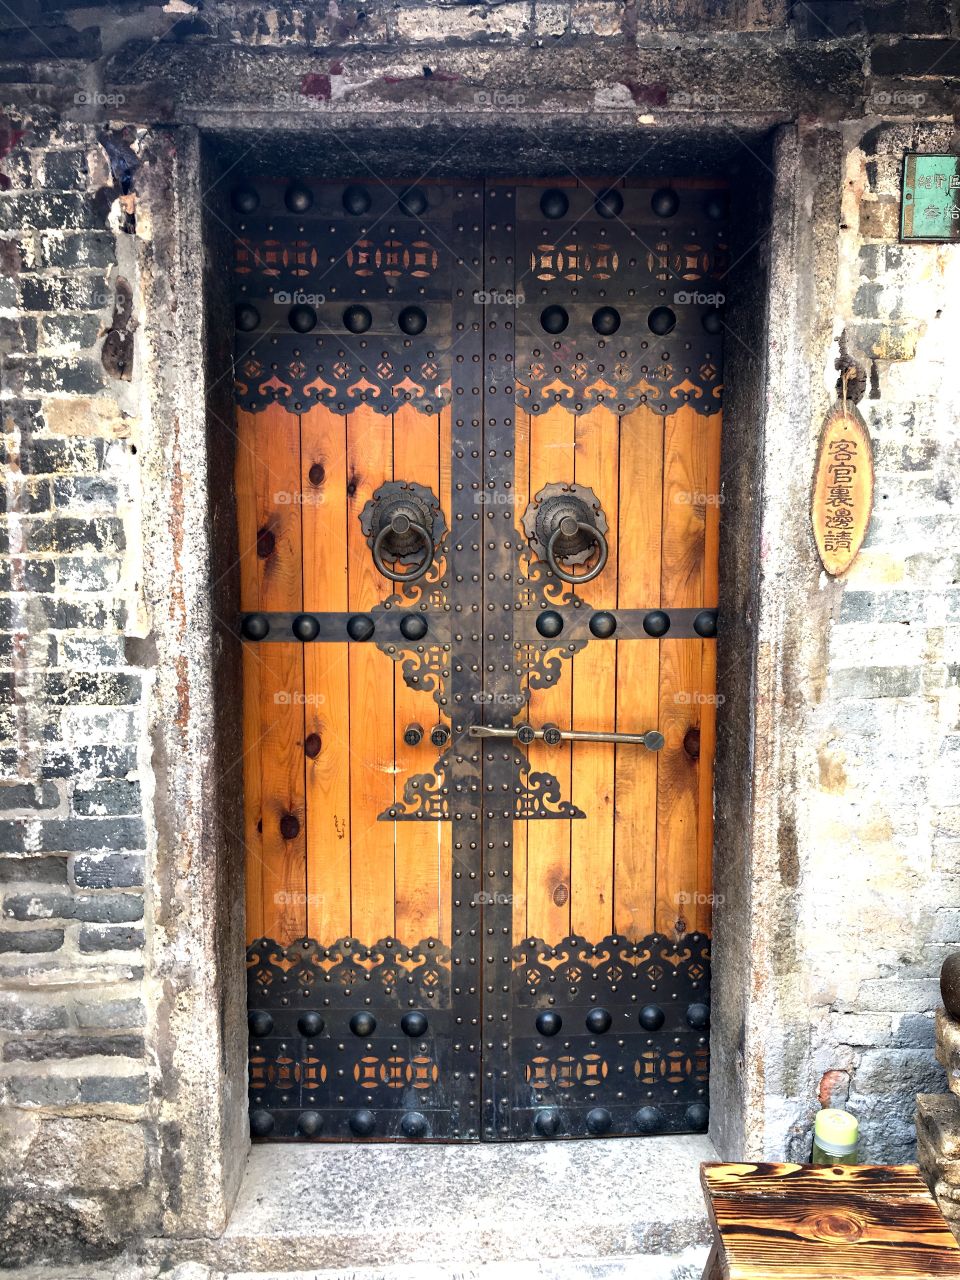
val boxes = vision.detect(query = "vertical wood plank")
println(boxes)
[438,406,453,947]
[570,404,619,940]
[696,410,722,934]
[656,405,709,935]
[525,404,575,943]
[346,405,396,943]
[301,405,351,942]
[511,407,531,947]
[613,406,663,941]
[236,410,264,941]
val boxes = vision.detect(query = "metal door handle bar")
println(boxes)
[469,724,664,750]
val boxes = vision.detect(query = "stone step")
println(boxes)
[935,1010,960,1097]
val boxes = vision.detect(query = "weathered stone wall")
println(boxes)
[0,0,959,1266]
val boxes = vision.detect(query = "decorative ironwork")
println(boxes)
[248,934,452,1007]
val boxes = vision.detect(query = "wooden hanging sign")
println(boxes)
[811,397,874,576]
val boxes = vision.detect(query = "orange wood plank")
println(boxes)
[438,406,453,947]
[393,404,443,944]
[656,405,709,935]
[511,407,531,946]
[696,410,722,933]
[236,409,264,941]
[525,404,575,943]
[301,406,351,942]
[570,404,619,940]
[346,405,396,943]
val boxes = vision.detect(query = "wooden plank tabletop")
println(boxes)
[700,1162,960,1279]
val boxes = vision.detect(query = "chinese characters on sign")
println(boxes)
[811,403,874,577]
[901,153,960,243]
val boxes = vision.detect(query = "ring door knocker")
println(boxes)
[360,481,446,585]
[521,482,609,585]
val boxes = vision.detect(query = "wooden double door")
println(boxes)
[233,178,723,1141]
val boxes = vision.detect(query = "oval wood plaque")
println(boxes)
[811,402,874,576]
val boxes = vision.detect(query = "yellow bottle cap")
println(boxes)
[814,1108,858,1152]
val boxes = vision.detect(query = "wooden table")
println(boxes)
[700,1162,960,1279]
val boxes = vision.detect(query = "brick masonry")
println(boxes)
[0,0,959,1268]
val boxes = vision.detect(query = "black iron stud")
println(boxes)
[534,1107,562,1136]
[634,1105,663,1134]
[401,1110,429,1138]
[592,307,621,336]
[642,610,670,637]
[399,187,428,217]
[344,305,373,334]
[586,1106,612,1135]
[289,304,317,333]
[343,184,371,215]
[401,1011,428,1037]
[298,1011,324,1037]
[540,189,569,219]
[536,610,564,638]
[298,1111,323,1136]
[403,723,424,747]
[400,613,429,641]
[430,724,450,748]
[399,306,427,335]
[693,609,718,637]
[242,613,270,641]
[639,1004,664,1031]
[516,724,536,746]
[648,307,676,336]
[595,189,623,219]
[350,1012,377,1037]
[236,303,260,332]
[702,309,723,336]
[231,186,259,214]
[248,1009,273,1037]
[536,1011,562,1036]
[540,305,569,335]
[589,611,617,639]
[285,183,313,213]
[292,614,320,641]
[686,1002,710,1029]
[651,187,679,217]
[346,614,375,641]
[685,1102,709,1132]
[349,1108,376,1136]
[704,194,728,220]
[250,1109,275,1137]
[585,1007,612,1034]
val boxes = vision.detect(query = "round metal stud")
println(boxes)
[702,310,723,337]
[250,1108,275,1137]
[231,186,259,214]
[344,305,373,334]
[400,613,428,641]
[346,614,375,642]
[586,1106,612,1135]
[540,305,569,335]
[517,724,536,746]
[705,193,728,221]
[634,1105,663,1134]
[536,1011,562,1036]
[399,187,428,217]
[343,184,371,215]
[536,610,564,638]
[289,304,317,334]
[543,725,562,746]
[685,1101,709,1132]
[592,306,621,336]
[297,1110,323,1137]
[639,1004,664,1031]
[398,306,427,336]
[540,189,569,219]
[292,613,320,642]
[298,1011,324,1037]
[350,1011,377,1037]
[595,188,623,219]
[693,609,718,638]
[285,182,313,213]
[642,610,670,637]
[401,1011,428,1037]
[534,1107,562,1136]
[401,1110,429,1138]
[242,613,270,641]
[648,306,676,336]
[687,1001,710,1029]
[589,611,617,639]
[248,1009,273,1037]
[651,187,680,217]
[236,303,260,332]
[585,1007,612,1034]
[349,1108,376,1136]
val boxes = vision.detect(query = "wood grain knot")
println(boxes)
[804,1210,865,1243]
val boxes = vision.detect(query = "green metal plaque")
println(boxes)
[901,153,960,243]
